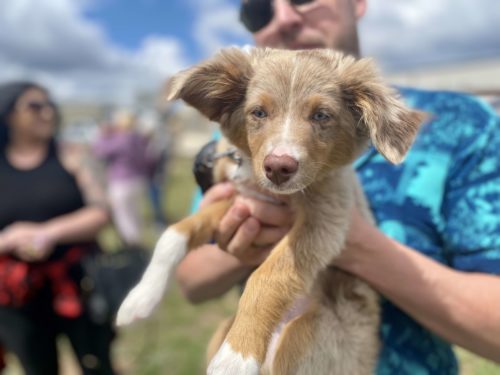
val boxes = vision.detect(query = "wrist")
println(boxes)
[338,224,393,277]
[42,222,61,245]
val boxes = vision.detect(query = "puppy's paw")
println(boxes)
[207,341,259,375]
[115,281,162,326]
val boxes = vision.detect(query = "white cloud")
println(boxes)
[1,0,498,107]
[189,0,252,57]
[360,0,500,71]
[0,0,189,104]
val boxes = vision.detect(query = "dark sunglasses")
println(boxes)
[240,0,315,32]
[17,100,55,114]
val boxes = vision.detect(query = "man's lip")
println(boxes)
[287,43,324,50]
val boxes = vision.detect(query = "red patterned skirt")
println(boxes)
[0,246,90,318]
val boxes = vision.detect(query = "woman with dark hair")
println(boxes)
[0,81,116,375]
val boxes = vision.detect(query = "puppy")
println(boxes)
[117,47,424,375]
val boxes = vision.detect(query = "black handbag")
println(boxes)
[81,245,149,324]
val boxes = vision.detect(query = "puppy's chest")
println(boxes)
[296,173,355,232]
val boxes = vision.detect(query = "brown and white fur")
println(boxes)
[116,47,424,375]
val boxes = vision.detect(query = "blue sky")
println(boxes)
[84,1,196,52]
[81,0,250,68]
[0,0,499,104]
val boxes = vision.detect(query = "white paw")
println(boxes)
[115,281,162,326]
[207,341,259,375]
[116,228,188,326]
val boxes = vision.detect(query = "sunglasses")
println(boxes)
[17,100,55,114]
[240,0,315,32]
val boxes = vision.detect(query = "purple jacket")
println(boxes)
[93,131,151,182]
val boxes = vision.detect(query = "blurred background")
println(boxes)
[0,0,499,374]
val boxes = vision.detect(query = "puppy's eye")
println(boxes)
[311,111,331,122]
[251,108,267,119]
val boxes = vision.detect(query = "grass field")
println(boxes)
[4,156,500,374]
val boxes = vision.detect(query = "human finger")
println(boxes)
[238,196,295,227]
[226,217,261,257]
[0,231,11,254]
[14,245,39,262]
[215,203,251,251]
[199,182,235,209]
[251,225,289,249]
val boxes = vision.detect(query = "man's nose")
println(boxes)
[273,0,303,31]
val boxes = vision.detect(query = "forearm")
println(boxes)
[342,228,500,363]
[176,244,254,303]
[45,206,110,244]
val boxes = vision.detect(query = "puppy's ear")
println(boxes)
[165,47,253,122]
[339,56,426,164]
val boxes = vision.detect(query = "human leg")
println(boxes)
[60,312,116,375]
[108,178,147,246]
[0,301,59,375]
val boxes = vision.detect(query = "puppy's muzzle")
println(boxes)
[263,154,298,186]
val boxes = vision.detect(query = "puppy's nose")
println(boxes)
[263,154,298,185]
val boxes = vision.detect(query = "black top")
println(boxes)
[0,145,85,258]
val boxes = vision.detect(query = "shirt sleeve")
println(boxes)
[442,111,500,274]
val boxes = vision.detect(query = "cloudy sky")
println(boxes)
[0,0,498,105]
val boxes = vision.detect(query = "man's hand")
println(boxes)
[332,208,378,273]
[200,182,294,266]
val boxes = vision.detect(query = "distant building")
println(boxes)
[385,58,500,113]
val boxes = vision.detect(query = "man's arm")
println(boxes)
[335,210,500,363]
[176,244,254,303]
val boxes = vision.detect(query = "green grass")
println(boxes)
[114,284,239,375]
[456,348,500,375]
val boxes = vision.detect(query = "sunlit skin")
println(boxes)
[176,0,500,363]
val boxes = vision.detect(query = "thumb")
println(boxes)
[200,182,235,209]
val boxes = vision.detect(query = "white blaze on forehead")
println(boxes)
[282,57,298,144]
[265,139,302,160]
[265,57,302,160]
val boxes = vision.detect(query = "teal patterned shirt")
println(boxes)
[354,87,500,374]
[195,87,499,374]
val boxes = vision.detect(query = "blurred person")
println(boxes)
[93,109,150,247]
[176,0,500,373]
[0,81,116,375]
[140,111,171,229]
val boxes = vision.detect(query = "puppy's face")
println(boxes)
[167,48,425,194]
[243,50,369,193]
